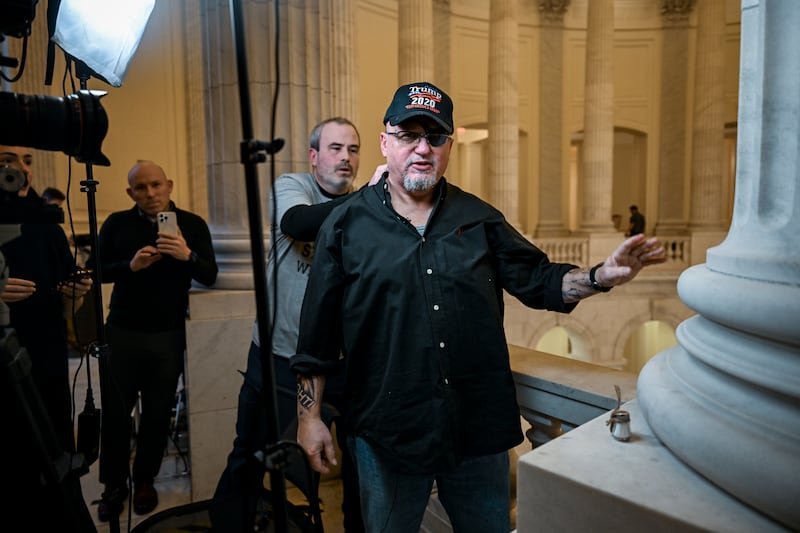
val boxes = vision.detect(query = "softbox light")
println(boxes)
[51,0,155,87]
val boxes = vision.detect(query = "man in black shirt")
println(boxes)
[627,204,646,236]
[291,83,667,532]
[93,160,217,521]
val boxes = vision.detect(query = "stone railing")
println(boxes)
[658,236,691,269]
[508,344,638,447]
[530,235,691,272]
[532,237,589,265]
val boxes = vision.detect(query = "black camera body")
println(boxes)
[0,0,37,41]
[1,0,110,166]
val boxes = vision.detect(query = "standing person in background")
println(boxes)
[41,186,66,207]
[92,160,218,522]
[39,185,84,353]
[291,83,667,532]
[626,204,646,236]
[212,117,383,532]
[0,145,94,530]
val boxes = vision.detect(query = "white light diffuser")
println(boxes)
[52,0,155,87]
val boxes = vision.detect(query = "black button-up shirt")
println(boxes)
[291,177,577,474]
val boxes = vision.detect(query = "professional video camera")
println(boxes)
[1,0,110,166]
[0,90,110,166]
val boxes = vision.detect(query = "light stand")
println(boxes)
[69,57,123,533]
[228,1,301,531]
[229,0,289,529]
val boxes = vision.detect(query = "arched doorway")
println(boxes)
[622,320,676,374]
[536,325,591,363]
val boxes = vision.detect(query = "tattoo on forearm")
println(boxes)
[297,379,316,410]
[562,268,594,303]
[562,285,583,302]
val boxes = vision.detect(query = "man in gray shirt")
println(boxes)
[212,117,382,532]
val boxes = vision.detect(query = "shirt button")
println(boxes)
[444,378,450,385]
[439,341,445,348]
[433,304,439,311]
[427,268,433,274]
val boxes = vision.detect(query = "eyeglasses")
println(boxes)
[386,131,452,147]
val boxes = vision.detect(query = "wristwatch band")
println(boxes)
[589,262,612,292]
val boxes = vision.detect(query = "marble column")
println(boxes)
[398,0,434,83]
[535,0,570,237]
[579,0,615,232]
[433,0,452,90]
[688,0,726,231]
[200,0,356,288]
[200,0,258,289]
[654,0,694,236]
[638,2,800,529]
[331,0,359,121]
[488,0,519,227]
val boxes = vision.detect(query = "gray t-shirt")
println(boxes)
[252,172,335,358]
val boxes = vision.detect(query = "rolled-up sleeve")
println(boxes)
[289,212,346,376]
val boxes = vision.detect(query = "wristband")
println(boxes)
[589,262,612,292]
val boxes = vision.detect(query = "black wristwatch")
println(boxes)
[189,250,199,263]
[589,262,612,292]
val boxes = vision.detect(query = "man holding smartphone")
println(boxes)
[92,160,218,521]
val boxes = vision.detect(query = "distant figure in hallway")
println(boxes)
[92,160,218,522]
[626,205,645,236]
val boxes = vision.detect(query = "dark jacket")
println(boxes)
[94,204,217,332]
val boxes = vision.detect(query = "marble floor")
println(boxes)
[69,353,346,533]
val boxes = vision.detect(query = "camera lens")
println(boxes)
[0,90,110,166]
[0,165,26,193]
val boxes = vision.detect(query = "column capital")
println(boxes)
[661,0,695,24]
[538,0,570,24]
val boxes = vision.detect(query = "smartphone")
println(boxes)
[69,268,93,282]
[157,211,179,235]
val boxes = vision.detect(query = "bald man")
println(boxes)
[91,160,218,521]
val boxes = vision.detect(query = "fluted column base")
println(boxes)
[638,265,800,530]
[206,236,262,290]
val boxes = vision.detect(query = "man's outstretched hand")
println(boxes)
[594,234,667,288]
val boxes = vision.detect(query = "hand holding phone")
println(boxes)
[157,211,179,235]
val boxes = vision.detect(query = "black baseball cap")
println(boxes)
[382,82,454,134]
